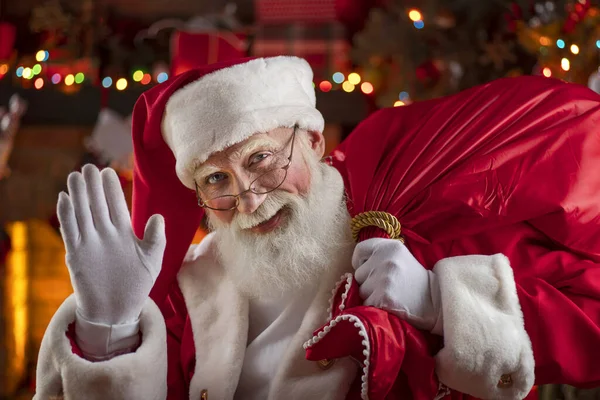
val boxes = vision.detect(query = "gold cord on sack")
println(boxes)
[350,211,404,243]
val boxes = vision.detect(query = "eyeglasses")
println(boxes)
[194,125,297,211]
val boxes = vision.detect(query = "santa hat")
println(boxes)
[131,56,324,310]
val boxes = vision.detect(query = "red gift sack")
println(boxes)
[306,76,600,399]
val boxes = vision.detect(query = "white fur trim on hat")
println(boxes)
[162,56,325,189]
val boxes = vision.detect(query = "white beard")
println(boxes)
[210,161,353,298]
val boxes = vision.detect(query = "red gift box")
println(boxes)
[256,0,337,23]
[170,31,248,77]
[251,23,350,81]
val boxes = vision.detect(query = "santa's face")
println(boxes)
[194,127,353,298]
[194,126,320,231]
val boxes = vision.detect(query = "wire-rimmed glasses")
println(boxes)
[194,126,297,211]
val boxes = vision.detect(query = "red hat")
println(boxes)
[131,56,323,310]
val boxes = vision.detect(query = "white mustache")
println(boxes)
[232,191,292,230]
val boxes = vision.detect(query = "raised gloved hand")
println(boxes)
[352,238,443,335]
[58,164,166,360]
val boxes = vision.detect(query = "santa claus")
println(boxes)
[33,56,600,400]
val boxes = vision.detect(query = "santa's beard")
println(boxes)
[209,160,353,298]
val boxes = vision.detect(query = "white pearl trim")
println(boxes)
[326,273,354,321]
[303,313,372,400]
[434,382,451,400]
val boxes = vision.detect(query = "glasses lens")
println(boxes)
[250,168,287,194]
[203,195,238,210]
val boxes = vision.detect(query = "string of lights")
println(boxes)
[0,49,170,92]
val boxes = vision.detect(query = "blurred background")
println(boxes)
[0,0,599,399]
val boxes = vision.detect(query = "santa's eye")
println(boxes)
[250,152,271,166]
[206,172,228,185]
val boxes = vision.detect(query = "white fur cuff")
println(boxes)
[433,254,535,399]
[34,295,168,400]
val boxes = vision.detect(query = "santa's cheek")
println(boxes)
[284,169,312,196]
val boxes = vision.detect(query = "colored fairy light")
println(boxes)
[319,81,332,92]
[414,20,425,29]
[399,91,409,101]
[75,73,84,84]
[141,73,152,85]
[51,74,61,84]
[32,64,42,75]
[16,67,23,77]
[542,68,552,77]
[36,50,49,62]
[561,58,570,71]
[157,72,168,83]
[133,70,144,82]
[22,68,33,79]
[596,40,600,49]
[342,81,355,92]
[0,64,8,75]
[408,9,422,22]
[332,72,344,84]
[116,78,128,91]
[394,100,406,107]
[556,39,565,48]
[348,73,361,85]
[34,78,44,89]
[570,44,579,54]
[361,82,374,94]
[102,77,113,88]
[65,74,75,86]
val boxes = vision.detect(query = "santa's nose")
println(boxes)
[236,191,265,214]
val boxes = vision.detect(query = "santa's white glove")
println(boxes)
[352,238,443,335]
[58,164,166,360]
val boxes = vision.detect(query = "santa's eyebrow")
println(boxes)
[231,138,279,160]
[194,164,221,180]
[194,137,280,180]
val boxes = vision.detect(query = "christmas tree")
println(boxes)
[351,0,600,108]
